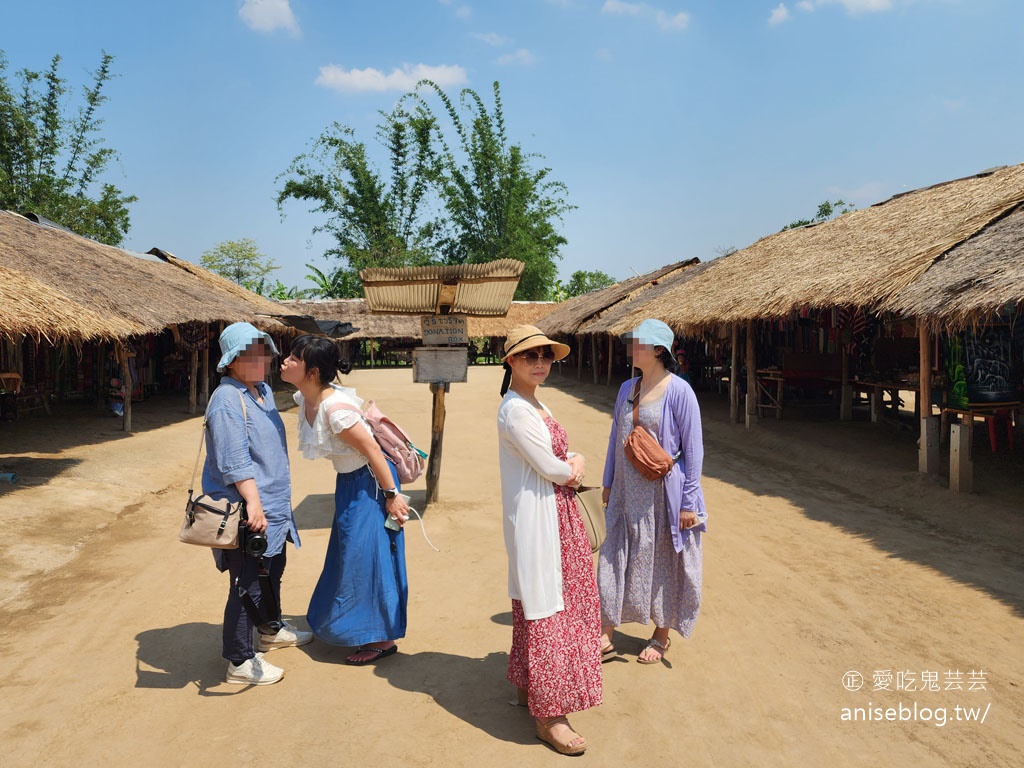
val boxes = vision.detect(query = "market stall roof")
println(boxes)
[632,162,1024,333]
[360,259,524,316]
[0,209,294,343]
[536,260,699,337]
[278,298,556,341]
[881,202,1024,329]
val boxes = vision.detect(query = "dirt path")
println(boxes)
[1,366,1021,767]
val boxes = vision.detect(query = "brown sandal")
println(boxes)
[536,716,587,756]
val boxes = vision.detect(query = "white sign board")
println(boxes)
[413,347,469,384]
[421,315,468,346]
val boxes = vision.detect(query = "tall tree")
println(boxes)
[276,108,441,275]
[305,262,363,299]
[565,269,616,298]
[0,51,135,244]
[200,238,279,291]
[408,80,574,300]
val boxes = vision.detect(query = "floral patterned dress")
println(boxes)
[507,415,603,717]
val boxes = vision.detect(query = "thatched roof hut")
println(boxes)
[634,163,1024,333]
[0,211,288,342]
[537,260,699,337]
[882,202,1024,329]
[277,298,557,341]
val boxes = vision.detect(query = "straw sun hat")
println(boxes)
[501,325,570,362]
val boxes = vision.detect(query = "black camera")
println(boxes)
[241,523,268,557]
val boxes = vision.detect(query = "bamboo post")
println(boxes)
[918,320,939,474]
[730,324,739,423]
[606,334,614,386]
[745,320,756,429]
[188,349,199,415]
[577,334,584,381]
[426,381,449,504]
[117,341,133,434]
[590,334,598,385]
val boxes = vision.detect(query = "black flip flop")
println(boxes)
[346,645,398,665]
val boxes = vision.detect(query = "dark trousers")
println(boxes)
[221,548,286,665]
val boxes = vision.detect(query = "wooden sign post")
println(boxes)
[415,316,469,503]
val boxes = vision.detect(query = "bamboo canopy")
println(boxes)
[883,202,1024,329]
[536,259,699,337]
[278,298,556,341]
[630,163,1024,333]
[0,210,288,342]
[361,259,524,316]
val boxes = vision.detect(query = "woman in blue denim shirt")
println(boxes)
[202,322,310,686]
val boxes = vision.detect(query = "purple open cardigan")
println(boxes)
[602,374,707,553]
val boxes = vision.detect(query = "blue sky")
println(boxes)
[3,0,1022,291]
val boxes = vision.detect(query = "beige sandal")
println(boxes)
[536,716,587,756]
[637,636,671,664]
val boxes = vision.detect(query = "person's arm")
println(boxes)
[336,421,412,526]
[234,477,267,533]
[602,382,628,504]
[674,381,704,528]
[206,393,263,526]
[503,403,577,486]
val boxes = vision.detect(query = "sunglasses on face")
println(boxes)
[518,350,555,363]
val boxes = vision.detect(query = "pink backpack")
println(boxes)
[336,400,426,484]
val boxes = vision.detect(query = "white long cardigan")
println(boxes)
[497,391,575,620]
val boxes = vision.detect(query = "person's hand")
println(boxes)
[679,510,699,530]
[567,455,585,488]
[246,505,268,533]
[385,494,410,528]
[601,487,610,506]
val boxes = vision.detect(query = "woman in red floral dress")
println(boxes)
[497,325,603,756]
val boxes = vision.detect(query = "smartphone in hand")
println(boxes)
[384,494,411,530]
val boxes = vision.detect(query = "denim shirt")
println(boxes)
[202,378,299,562]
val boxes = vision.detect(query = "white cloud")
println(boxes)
[769,3,791,25]
[238,0,300,36]
[497,48,535,66]
[316,63,468,93]
[602,1,689,31]
[796,0,894,14]
[603,0,644,16]
[656,11,689,30]
[474,32,510,46]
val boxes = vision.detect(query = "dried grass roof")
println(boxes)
[882,202,1024,329]
[536,260,700,337]
[635,163,1024,333]
[278,298,557,341]
[361,259,524,315]
[0,211,288,342]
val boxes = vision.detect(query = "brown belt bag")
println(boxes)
[623,385,675,481]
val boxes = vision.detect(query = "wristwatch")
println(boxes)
[383,488,399,499]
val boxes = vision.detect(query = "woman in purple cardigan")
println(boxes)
[598,318,707,664]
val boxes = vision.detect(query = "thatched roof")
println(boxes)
[0,210,288,342]
[0,265,143,342]
[537,260,700,337]
[635,163,1024,333]
[361,259,524,315]
[278,298,557,341]
[882,202,1024,329]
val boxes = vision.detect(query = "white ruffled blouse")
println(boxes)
[293,384,374,474]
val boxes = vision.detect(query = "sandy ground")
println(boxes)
[1,365,1022,768]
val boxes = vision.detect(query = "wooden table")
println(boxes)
[941,403,1020,452]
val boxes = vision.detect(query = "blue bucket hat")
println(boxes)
[216,322,279,372]
[623,318,675,353]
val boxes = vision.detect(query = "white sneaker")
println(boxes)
[225,653,284,685]
[256,621,314,652]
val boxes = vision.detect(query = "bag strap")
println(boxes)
[188,388,248,495]
[631,379,642,426]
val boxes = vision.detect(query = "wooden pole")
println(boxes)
[577,334,584,381]
[591,334,599,384]
[201,345,210,407]
[918,320,932,416]
[918,319,939,474]
[606,334,614,387]
[426,381,449,504]
[730,324,739,423]
[188,349,199,415]
[117,342,133,434]
[840,347,852,421]
[745,320,756,429]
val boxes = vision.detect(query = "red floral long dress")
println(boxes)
[506,415,604,717]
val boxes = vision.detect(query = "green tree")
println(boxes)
[304,262,363,298]
[782,199,854,231]
[0,51,136,245]
[200,238,279,291]
[407,80,574,300]
[565,269,616,297]
[276,108,440,274]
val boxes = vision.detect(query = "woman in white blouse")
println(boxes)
[497,325,603,757]
[280,335,411,665]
